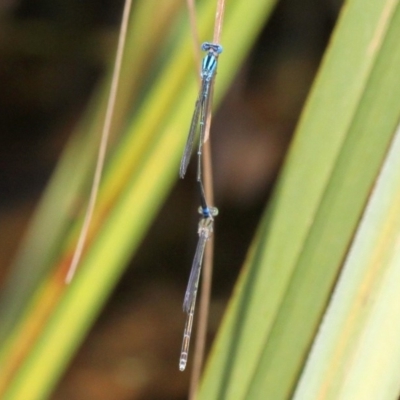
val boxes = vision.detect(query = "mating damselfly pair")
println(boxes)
[178,42,222,371]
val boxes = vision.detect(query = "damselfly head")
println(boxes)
[201,42,223,55]
[198,206,219,218]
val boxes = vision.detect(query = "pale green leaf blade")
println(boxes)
[293,128,400,400]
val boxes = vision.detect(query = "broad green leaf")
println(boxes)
[293,125,400,400]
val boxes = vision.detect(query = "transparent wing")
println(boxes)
[179,79,208,179]
[182,229,209,313]
[196,79,213,182]
[198,79,213,148]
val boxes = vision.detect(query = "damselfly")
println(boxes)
[179,202,218,371]
[179,42,223,182]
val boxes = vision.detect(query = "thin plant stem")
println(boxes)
[212,0,226,44]
[187,0,226,399]
[65,0,133,283]
[184,2,206,398]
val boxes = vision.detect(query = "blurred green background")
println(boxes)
[0,0,341,399]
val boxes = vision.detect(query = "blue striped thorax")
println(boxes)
[200,42,223,81]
